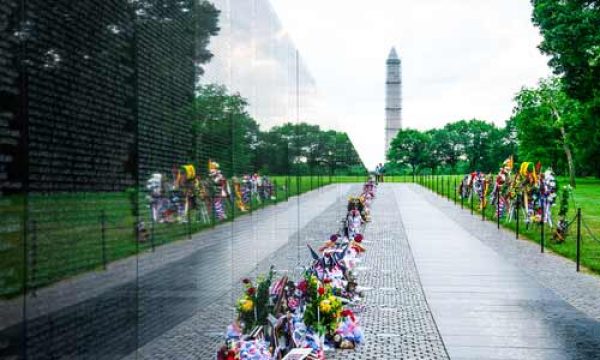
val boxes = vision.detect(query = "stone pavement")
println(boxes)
[128,183,450,360]
[0,184,352,359]
[411,184,600,321]
[327,184,449,360]
[5,183,600,360]
[397,184,600,360]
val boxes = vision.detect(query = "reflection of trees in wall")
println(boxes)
[0,0,219,193]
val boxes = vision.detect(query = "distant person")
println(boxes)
[378,163,385,183]
[374,164,381,184]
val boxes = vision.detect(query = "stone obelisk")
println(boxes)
[385,47,402,152]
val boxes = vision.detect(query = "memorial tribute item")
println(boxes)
[216,179,376,358]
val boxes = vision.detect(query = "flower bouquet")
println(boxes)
[237,267,275,333]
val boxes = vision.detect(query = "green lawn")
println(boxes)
[6,174,596,298]
[0,176,352,298]
[418,175,600,274]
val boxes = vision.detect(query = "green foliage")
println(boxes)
[531,1,600,177]
[387,129,430,175]
[255,266,275,326]
[189,84,365,177]
[510,78,580,178]
[558,185,572,217]
[532,0,600,101]
[387,120,511,175]
[190,84,259,176]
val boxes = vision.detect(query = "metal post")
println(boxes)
[187,206,192,240]
[30,220,37,290]
[286,176,289,201]
[540,200,545,253]
[482,197,485,221]
[101,211,108,268]
[497,187,500,229]
[470,193,474,215]
[454,178,457,204]
[516,197,520,239]
[150,217,155,251]
[211,196,216,227]
[576,208,581,272]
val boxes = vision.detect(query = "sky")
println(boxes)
[269,0,552,169]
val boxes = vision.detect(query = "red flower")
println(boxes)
[354,234,363,243]
[246,287,256,296]
[324,278,332,284]
[297,280,307,292]
[318,287,325,296]
[341,309,356,322]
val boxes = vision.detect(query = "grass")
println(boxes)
[5,173,597,298]
[0,175,349,298]
[418,174,600,275]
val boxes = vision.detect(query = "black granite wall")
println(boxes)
[0,1,204,358]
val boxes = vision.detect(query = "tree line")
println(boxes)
[387,0,600,186]
[190,84,366,177]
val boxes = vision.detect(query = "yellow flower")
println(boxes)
[239,299,254,312]
[319,299,332,313]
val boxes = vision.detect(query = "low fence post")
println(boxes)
[454,178,457,204]
[470,193,474,215]
[150,217,155,251]
[441,176,444,198]
[101,211,107,269]
[482,197,485,221]
[187,207,192,240]
[576,208,581,272]
[516,198,520,239]
[540,200,545,253]
[30,220,37,292]
[496,187,500,230]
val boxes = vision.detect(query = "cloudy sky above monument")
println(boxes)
[270,0,551,169]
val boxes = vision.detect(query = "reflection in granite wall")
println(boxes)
[26,0,136,192]
[202,0,321,128]
[0,0,217,358]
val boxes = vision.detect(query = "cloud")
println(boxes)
[270,0,551,168]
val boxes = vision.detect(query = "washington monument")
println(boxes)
[385,47,402,152]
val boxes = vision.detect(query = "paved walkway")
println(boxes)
[3,183,600,360]
[0,184,353,359]
[397,184,600,360]
[128,183,450,360]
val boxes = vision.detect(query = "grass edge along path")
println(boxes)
[0,176,347,299]
[416,175,600,276]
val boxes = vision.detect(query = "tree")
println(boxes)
[511,78,580,186]
[387,129,431,176]
[532,0,600,101]
[448,119,503,172]
[438,123,464,172]
[531,0,600,177]
[190,84,260,176]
